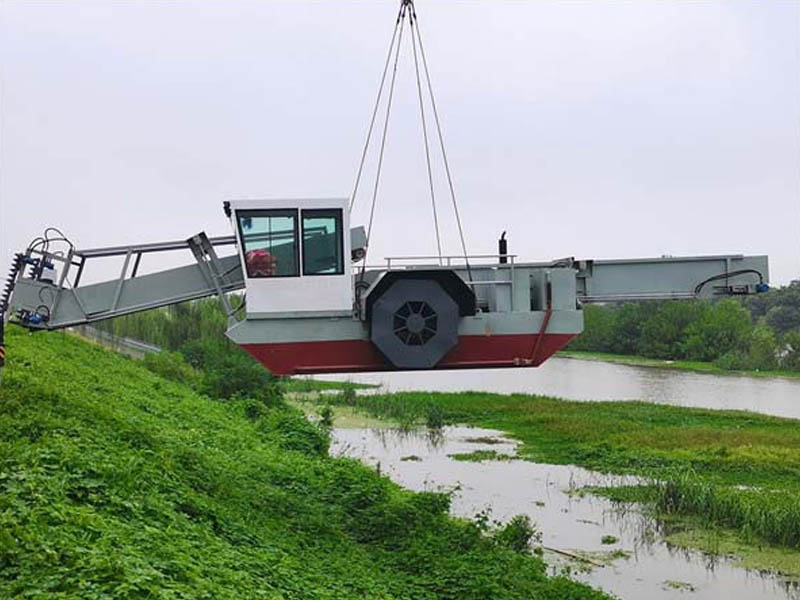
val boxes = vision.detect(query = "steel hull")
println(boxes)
[239,332,576,375]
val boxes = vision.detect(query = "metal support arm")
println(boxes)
[574,254,769,303]
[4,232,245,330]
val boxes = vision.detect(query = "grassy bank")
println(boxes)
[283,378,376,393]
[324,389,800,563]
[558,349,800,379]
[0,327,609,599]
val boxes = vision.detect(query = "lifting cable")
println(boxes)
[350,0,473,284]
[348,3,405,214]
[408,2,472,282]
[409,6,443,264]
[356,1,407,283]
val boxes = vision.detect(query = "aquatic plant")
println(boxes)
[655,468,800,548]
[600,535,618,545]
[327,389,800,554]
[493,515,541,553]
[425,403,445,430]
[318,404,335,429]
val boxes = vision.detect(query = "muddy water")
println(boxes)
[332,426,800,600]
[313,357,800,419]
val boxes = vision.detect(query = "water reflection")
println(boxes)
[313,357,800,419]
[332,425,800,600]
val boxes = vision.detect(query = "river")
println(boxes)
[331,425,800,600]
[311,355,800,598]
[313,356,800,419]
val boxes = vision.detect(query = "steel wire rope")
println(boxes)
[358,2,408,283]
[409,8,443,265]
[349,4,405,213]
[409,5,473,282]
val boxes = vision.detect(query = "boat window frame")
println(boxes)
[301,208,345,276]
[236,208,300,279]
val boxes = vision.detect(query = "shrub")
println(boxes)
[638,301,707,359]
[609,303,649,355]
[745,325,779,370]
[243,398,264,421]
[258,409,330,457]
[682,300,752,362]
[318,404,334,429]
[352,491,451,545]
[142,350,200,388]
[782,331,800,371]
[425,403,445,430]
[493,515,540,553]
[766,304,800,334]
[340,387,357,406]
[569,304,616,352]
[713,350,749,371]
[180,338,282,405]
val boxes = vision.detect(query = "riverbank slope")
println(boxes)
[558,349,800,379]
[0,328,608,599]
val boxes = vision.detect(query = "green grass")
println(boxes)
[558,349,800,379]
[283,378,376,393]
[665,524,800,577]
[0,327,610,599]
[449,450,515,462]
[326,389,800,558]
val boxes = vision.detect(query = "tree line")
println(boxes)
[569,284,800,372]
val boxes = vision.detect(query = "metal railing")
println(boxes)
[383,254,517,270]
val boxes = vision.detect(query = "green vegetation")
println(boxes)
[325,390,458,432]
[600,536,617,545]
[569,286,800,374]
[325,389,800,564]
[665,523,800,577]
[96,297,376,394]
[290,400,399,430]
[662,581,696,592]
[449,450,515,462]
[557,349,800,379]
[283,379,375,393]
[0,327,611,599]
[654,469,800,547]
[141,338,282,405]
[96,296,234,351]
[400,455,422,462]
[559,549,630,568]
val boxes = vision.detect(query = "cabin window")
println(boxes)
[237,209,299,278]
[302,209,344,275]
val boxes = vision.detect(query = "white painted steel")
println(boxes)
[227,198,354,316]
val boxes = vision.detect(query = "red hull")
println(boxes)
[240,333,576,375]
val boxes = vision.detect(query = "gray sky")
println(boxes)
[1,0,799,286]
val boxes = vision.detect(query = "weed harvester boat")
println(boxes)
[0,201,769,376]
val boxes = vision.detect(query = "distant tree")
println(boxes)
[638,301,707,359]
[765,305,800,334]
[609,303,649,355]
[681,299,752,362]
[569,304,616,351]
[782,331,800,371]
[744,286,800,323]
[98,295,241,351]
[746,325,779,370]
